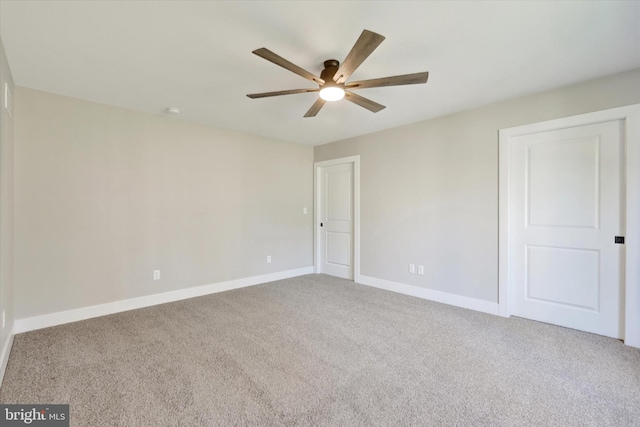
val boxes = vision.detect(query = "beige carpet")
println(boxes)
[1,274,639,426]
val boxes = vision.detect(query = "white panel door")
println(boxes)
[509,120,624,338]
[320,163,353,279]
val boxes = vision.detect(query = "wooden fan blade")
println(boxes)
[304,98,326,118]
[333,30,385,84]
[344,91,385,113]
[253,48,324,84]
[247,88,319,99]
[346,72,429,89]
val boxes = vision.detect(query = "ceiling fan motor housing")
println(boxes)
[320,60,340,85]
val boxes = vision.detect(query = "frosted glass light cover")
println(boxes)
[319,86,345,101]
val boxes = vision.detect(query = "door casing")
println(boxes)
[499,104,640,348]
[314,156,360,282]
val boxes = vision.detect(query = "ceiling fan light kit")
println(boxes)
[319,85,345,102]
[247,30,429,117]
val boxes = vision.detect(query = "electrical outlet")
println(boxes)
[303,207,308,214]
[153,270,161,280]
[409,264,416,274]
[418,265,425,275]
[267,255,272,264]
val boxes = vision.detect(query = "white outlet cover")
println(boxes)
[409,264,416,274]
[267,256,272,263]
[418,265,425,275]
[303,207,307,214]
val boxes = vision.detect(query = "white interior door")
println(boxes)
[320,163,353,279]
[508,120,624,338]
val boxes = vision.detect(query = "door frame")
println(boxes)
[314,155,361,282]
[498,104,640,347]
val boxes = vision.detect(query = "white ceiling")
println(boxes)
[1,1,639,146]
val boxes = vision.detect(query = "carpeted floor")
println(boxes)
[1,274,639,426]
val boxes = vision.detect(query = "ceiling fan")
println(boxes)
[247,30,429,117]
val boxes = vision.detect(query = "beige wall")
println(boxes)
[11,69,640,319]
[0,38,14,352]
[14,88,314,319]
[315,69,640,303]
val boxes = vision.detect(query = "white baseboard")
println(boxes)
[14,267,314,334]
[0,331,14,388]
[358,275,500,316]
